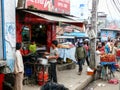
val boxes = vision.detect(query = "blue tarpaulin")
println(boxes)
[63,32,88,37]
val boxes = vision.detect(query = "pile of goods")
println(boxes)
[108,78,119,84]
[100,54,116,62]
[57,42,74,48]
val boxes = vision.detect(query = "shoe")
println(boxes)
[78,72,82,75]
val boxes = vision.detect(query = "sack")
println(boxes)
[41,81,69,90]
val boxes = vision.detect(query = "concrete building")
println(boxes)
[97,12,107,31]
[97,12,107,39]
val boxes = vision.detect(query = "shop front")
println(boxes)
[16,9,56,53]
[16,9,84,53]
[16,8,84,85]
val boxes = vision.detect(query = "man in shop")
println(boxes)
[46,40,59,83]
[29,40,37,53]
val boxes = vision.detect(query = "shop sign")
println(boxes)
[26,0,70,14]
[101,30,116,41]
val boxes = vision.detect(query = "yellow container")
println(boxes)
[66,58,72,63]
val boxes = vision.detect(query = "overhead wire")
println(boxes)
[109,0,120,18]
[112,0,120,16]
[117,0,120,6]
[116,0,120,8]
[115,0,120,9]
[105,0,114,20]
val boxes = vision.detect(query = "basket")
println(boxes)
[66,58,72,63]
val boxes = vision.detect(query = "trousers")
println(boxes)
[48,62,57,83]
[14,72,24,90]
[78,59,84,72]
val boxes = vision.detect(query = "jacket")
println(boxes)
[75,46,86,60]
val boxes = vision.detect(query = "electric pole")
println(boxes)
[89,0,98,69]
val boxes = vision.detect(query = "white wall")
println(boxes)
[4,0,16,71]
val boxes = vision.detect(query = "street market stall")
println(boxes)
[57,42,76,63]
[100,54,116,80]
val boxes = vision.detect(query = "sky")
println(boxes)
[16,0,120,20]
[70,0,90,20]
[70,0,120,20]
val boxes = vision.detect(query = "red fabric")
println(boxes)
[84,45,89,52]
[108,78,119,84]
[116,50,120,56]
[100,46,105,53]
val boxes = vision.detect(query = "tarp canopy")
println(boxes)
[25,10,77,22]
[16,9,83,23]
[23,10,81,23]
[63,32,88,37]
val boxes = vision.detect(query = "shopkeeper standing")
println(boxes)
[47,40,59,83]
[29,40,37,53]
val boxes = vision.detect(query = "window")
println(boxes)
[22,26,30,42]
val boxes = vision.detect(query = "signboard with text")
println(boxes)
[26,0,70,14]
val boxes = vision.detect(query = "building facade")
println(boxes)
[0,0,3,59]
[1,0,16,71]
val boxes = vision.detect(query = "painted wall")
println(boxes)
[3,0,16,71]
[0,1,3,59]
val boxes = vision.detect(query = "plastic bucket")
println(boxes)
[38,58,48,65]
[0,73,5,90]
[25,67,32,77]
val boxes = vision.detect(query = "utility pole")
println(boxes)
[89,0,98,69]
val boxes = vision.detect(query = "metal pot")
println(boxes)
[38,58,48,65]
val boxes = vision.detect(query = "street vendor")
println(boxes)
[113,41,120,64]
[96,46,105,67]
[45,40,59,83]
